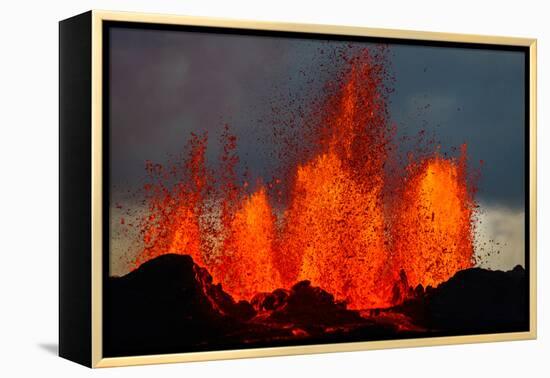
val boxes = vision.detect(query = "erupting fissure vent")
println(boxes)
[130,47,477,310]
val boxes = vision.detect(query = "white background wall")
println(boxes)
[0,0,546,376]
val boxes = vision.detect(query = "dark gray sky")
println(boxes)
[108,26,526,209]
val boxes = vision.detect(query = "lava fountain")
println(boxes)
[391,146,475,289]
[130,46,477,310]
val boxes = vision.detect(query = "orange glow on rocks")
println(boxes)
[130,46,477,310]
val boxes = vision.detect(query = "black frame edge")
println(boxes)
[59,10,93,368]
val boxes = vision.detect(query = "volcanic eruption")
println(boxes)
[129,46,477,311]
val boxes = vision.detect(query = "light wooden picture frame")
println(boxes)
[59,10,537,368]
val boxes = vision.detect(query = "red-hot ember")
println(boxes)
[131,47,477,310]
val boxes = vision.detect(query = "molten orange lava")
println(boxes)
[282,150,390,308]
[135,133,208,268]
[131,47,477,310]
[391,146,475,289]
[276,53,393,308]
[217,186,282,300]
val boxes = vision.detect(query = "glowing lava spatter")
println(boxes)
[391,146,475,289]
[131,47,477,309]
[278,52,393,308]
[218,186,282,300]
[135,132,209,268]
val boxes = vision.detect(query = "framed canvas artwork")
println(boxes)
[59,10,537,368]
